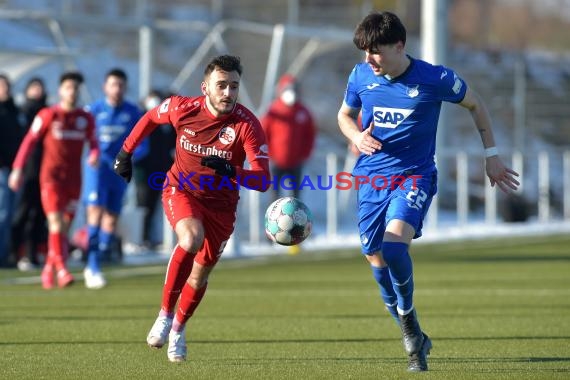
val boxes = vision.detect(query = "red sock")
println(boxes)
[48,232,66,272]
[173,282,207,331]
[161,245,195,314]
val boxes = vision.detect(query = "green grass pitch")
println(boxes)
[1,235,569,379]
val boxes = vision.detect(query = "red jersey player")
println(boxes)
[113,55,270,362]
[9,72,99,289]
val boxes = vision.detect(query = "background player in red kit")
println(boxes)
[113,55,270,362]
[9,72,99,289]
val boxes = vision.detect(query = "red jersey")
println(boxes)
[12,105,98,188]
[261,98,316,169]
[123,95,270,211]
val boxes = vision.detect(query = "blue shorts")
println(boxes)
[82,162,128,215]
[357,171,437,255]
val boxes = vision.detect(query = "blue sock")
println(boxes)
[98,230,114,263]
[382,241,414,315]
[86,224,101,272]
[370,265,399,324]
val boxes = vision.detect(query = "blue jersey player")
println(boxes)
[338,12,519,372]
[82,68,147,289]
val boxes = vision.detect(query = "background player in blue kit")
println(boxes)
[82,68,147,289]
[337,12,520,372]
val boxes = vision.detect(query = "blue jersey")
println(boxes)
[343,57,467,177]
[85,99,146,168]
[82,99,146,213]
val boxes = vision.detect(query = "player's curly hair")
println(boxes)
[353,11,406,52]
[204,55,243,77]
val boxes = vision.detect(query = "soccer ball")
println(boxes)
[265,197,313,246]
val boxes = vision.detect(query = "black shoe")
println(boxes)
[398,309,424,355]
[407,333,432,372]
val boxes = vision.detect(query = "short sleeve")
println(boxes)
[343,65,362,110]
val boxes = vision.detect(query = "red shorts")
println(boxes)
[40,182,80,219]
[162,186,236,266]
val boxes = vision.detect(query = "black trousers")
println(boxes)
[11,179,47,264]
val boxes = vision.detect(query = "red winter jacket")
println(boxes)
[261,75,316,170]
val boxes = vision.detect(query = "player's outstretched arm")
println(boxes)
[460,87,520,193]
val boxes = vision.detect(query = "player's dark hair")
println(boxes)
[204,55,243,77]
[106,68,128,82]
[353,11,407,51]
[59,71,84,85]
[0,73,11,90]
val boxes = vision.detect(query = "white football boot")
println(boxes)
[167,327,187,362]
[146,316,173,348]
[84,268,107,289]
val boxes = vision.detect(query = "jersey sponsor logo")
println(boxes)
[366,83,380,90]
[373,107,413,129]
[100,125,127,143]
[407,85,419,98]
[118,112,131,123]
[183,128,196,136]
[52,129,87,140]
[179,135,233,160]
[452,73,463,94]
[218,126,235,145]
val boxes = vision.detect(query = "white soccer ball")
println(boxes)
[264,197,313,246]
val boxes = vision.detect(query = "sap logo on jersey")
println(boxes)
[373,107,413,129]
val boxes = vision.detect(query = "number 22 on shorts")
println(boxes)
[406,187,428,210]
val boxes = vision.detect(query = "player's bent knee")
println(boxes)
[177,235,204,254]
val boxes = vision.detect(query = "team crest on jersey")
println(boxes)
[407,85,420,98]
[218,126,235,145]
[76,116,88,130]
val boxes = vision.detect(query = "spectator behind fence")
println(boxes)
[81,68,147,289]
[0,73,24,267]
[9,71,99,289]
[133,89,176,251]
[261,74,316,201]
[11,77,49,271]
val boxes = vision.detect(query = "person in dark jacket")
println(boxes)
[11,77,49,270]
[0,73,24,266]
[133,89,176,250]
